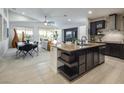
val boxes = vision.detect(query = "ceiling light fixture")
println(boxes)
[44,22,48,26]
[68,19,71,21]
[88,11,92,14]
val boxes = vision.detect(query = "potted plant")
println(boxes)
[26,35,31,43]
[72,38,79,45]
[53,31,58,40]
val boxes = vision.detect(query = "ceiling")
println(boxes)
[9,8,124,28]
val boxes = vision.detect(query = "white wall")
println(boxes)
[0,38,9,57]
[78,25,88,40]
[78,18,89,41]
[0,8,9,58]
[102,31,124,42]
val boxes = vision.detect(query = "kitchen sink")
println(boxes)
[78,43,94,46]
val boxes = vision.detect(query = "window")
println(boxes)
[16,27,33,41]
[39,28,62,42]
[39,29,55,40]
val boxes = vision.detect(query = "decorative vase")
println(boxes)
[26,40,30,43]
[12,28,19,48]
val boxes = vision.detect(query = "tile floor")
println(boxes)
[0,47,124,84]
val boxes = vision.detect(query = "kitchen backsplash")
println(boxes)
[101,31,124,42]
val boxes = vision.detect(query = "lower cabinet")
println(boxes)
[120,45,124,59]
[79,64,85,74]
[79,51,86,65]
[86,49,94,71]
[110,44,120,58]
[78,51,86,74]
[99,46,105,64]
[94,48,99,66]
[104,43,110,55]
[105,43,124,59]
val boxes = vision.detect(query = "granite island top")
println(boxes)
[56,43,106,52]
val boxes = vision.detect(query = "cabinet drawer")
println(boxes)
[61,53,75,62]
[79,64,85,74]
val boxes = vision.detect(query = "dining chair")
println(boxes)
[32,42,39,55]
[21,44,34,58]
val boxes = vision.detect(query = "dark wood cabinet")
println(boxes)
[78,51,86,75]
[94,48,99,66]
[86,49,94,71]
[110,44,121,58]
[78,51,86,65]
[90,20,105,35]
[79,64,85,74]
[104,43,110,55]
[96,20,105,29]
[105,43,124,59]
[99,46,105,64]
[90,22,97,35]
[120,45,124,59]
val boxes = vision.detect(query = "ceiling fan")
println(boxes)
[42,16,55,26]
[41,15,68,26]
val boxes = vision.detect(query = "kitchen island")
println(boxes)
[57,43,106,80]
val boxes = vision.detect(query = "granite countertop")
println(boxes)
[96,41,124,44]
[57,43,106,52]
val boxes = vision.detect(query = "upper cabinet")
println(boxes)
[90,20,105,35]
[90,22,96,35]
[96,20,105,29]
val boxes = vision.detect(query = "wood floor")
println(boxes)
[0,48,124,84]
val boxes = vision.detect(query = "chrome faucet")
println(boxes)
[80,36,87,46]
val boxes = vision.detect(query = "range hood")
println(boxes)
[109,14,117,31]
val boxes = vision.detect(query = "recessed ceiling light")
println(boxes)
[44,22,48,26]
[22,12,25,15]
[88,11,92,14]
[68,19,71,21]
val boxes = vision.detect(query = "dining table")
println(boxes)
[16,41,39,58]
